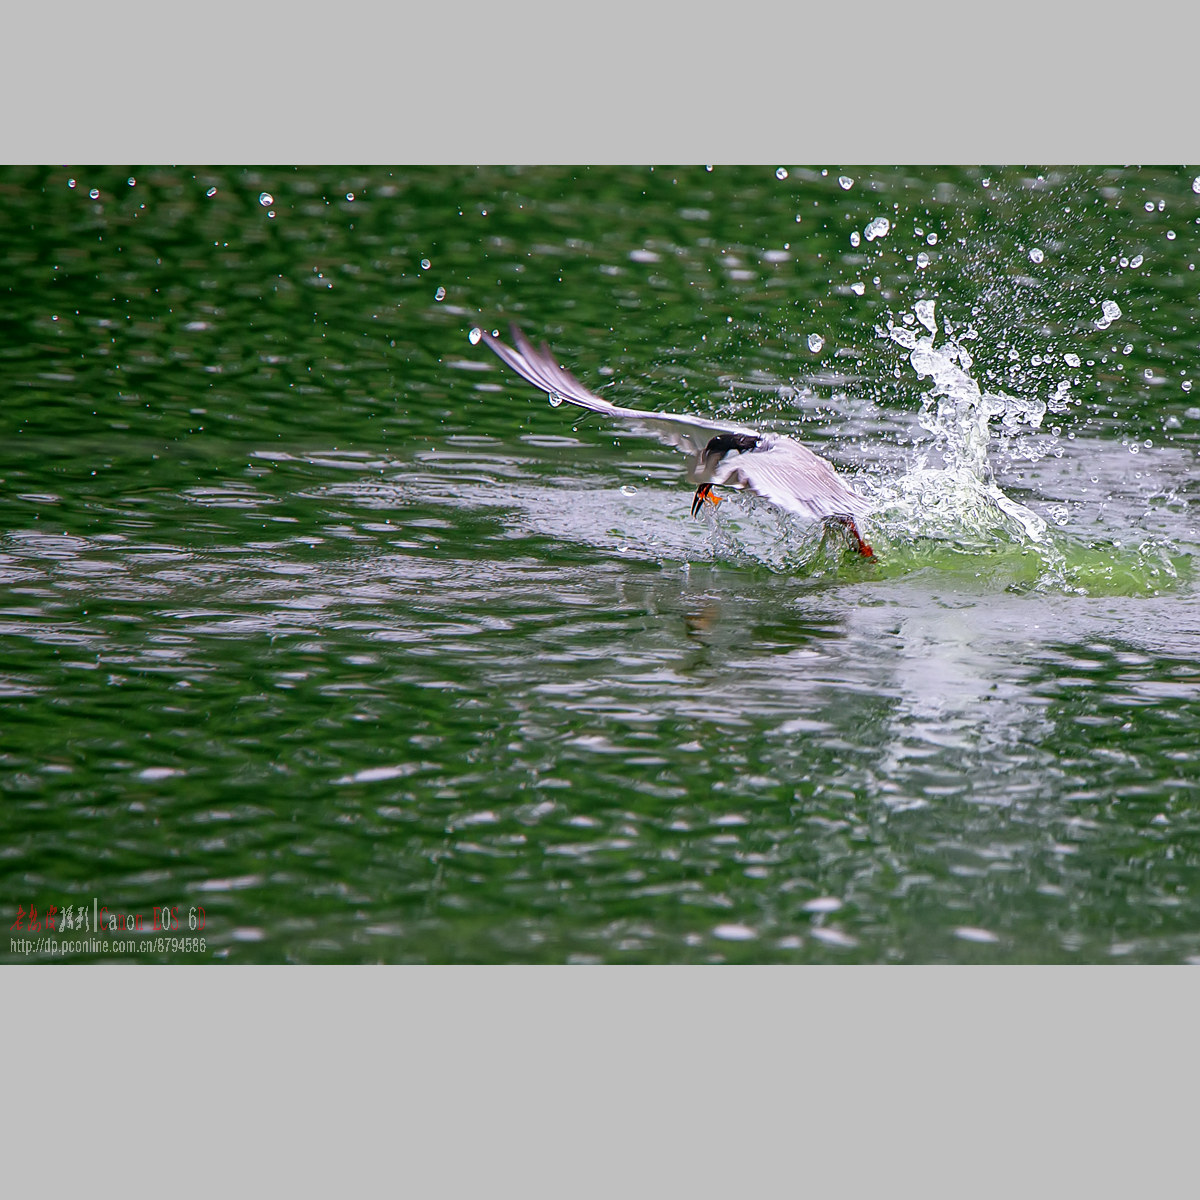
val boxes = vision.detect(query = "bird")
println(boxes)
[475,324,874,557]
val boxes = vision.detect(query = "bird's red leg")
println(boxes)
[691,484,722,517]
[832,515,874,558]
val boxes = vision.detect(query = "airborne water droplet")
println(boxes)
[849,231,861,248]
[851,281,866,295]
[807,333,824,353]
[1193,176,1200,194]
[864,217,890,241]
[548,393,564,408]
[1064,353,1081,367]
[1029,247,1044,263]
[89,188,99,199]
[469,327,483,345]
[1130,254,1143,268]
[420,258,431,270]
[206,186,218,197]
[776,167,788,180]
[1094,299,1122,329]
[916,252,930,269]
[258,192,273,206]
[838,175,854,190]
[435,286,446,301]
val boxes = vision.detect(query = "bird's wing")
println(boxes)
[479,324,761,457]
[712,436,873,523]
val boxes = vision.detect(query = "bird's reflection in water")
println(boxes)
[684,601,722,640]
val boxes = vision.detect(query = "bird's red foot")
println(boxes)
[691,484,721,517]
[832,515,874,558]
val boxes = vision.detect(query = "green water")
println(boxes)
[2,165,1199,962]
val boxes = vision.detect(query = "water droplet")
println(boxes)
[1183,380,1192,392]
[469,327,483,345]
[620,485,638,496]
[864,216,890,241]
[807,333,824,353]
[1167,230,1176,240]
[914,299,937,333]
[346,192,355,201]
[849,231,861,248]
[981,177,991,188]
[916,252,930,268]
[705,165,713,172]
[775,167,788,180]
[1144,368,1154,379]
[434,286,446,301]
[838,175,854,190]
[851,281,866,296]
[89,188,99,199]
[1158,200,1166,211]
[548,393,564,408]
[1130,254,1143,268]
[1094,299,1122,329]
[1029,247,1044,263]
[1145,201,1155,212]
[1064,353,1081,367]
[206,186,218,197]
[1193,176,1200,194]
[258,192,273,207]
[420,258,431,270]
[926,232,938,245]
[127,176,136,187]
[267,211,276,219]
[1123,343,1133,355]
[67,178,76,188]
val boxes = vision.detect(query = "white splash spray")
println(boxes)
[872,300,1051,547]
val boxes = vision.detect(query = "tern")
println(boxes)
[476,325,874,557]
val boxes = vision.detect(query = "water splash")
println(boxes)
[870,299,1052,551]
[852,299,1190,595]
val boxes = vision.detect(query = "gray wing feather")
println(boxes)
[712,437,872,522]
[480,325,760,456]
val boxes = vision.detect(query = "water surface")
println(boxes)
[2,165,1198,962]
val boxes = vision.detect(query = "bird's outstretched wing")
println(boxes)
[478,324,760,457]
